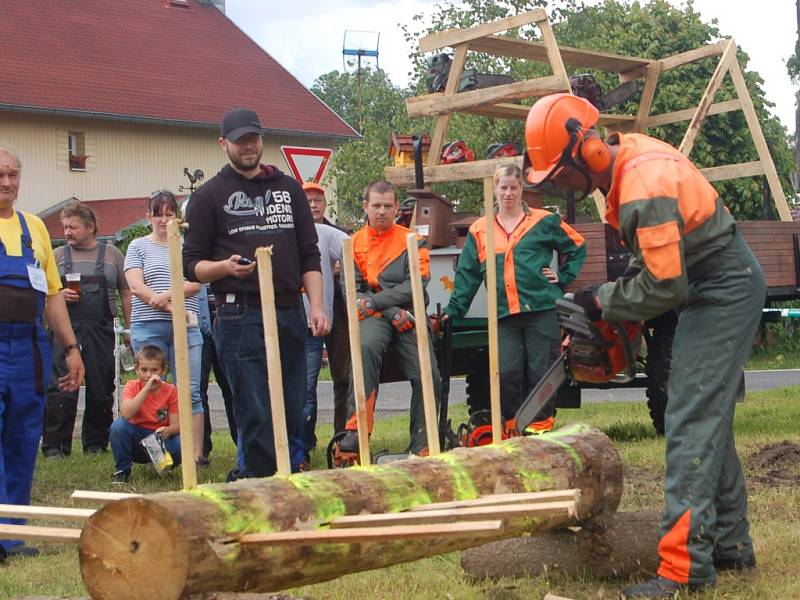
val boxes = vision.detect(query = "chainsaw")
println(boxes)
[513,298,642,433]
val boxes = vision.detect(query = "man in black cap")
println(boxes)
[183,107,329,478]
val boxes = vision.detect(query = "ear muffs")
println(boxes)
[579,136,611,173]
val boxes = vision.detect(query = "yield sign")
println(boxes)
[280,146,333,183]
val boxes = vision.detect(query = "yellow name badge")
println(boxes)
[27,264,48,293]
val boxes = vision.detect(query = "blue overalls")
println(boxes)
[0,211,52,552]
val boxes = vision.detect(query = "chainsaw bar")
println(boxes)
[514,353,568,433]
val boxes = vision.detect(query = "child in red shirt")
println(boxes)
[109,345,181,482]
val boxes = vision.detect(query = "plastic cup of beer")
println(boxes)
[65,272,81,294]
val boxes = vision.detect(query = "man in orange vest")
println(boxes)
[337,180,440,458]
[524,94,764,598]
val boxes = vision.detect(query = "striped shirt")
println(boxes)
[124,236,200,323]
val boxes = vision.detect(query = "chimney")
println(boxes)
[198,0,225,13]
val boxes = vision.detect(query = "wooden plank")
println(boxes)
[0,524,81,544]
[406,232,440,455]
[619,41,726,82]
[634,61,662,132]
[700,161,764,182]
[538,18,571,90]
[166,219,197,490]
[484,178,502,444]
[463,103,636,125]
[419,8,547,53]
[727,53,792,221]
[341,239,371,465]
[329,500,576,529]
[406,76,566,118]
[468,35,652,72]
[645,99,741,128]
[428,43,469,169]
[385,156,523,187]
[255,246,291,477]
[71,490,140,504]
[240,520,505,546]
[0,504,94,522]
[408,489,580,512]
[679,39,736,157]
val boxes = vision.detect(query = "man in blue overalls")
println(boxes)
[0,146,85,562]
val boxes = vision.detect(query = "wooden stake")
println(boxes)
[405,233,440,455]
[166,219,197,490]
[483,178,502,443]
[409,489,580,512]
[255,246,291,477]
[633,61,663,133]
[239,520,504,546]
[341,238,371,465]
[328,500,576,529]
[0,504,94,522]
[71,490,140,504]
[0,524,81,544]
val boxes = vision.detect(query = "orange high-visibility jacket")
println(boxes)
[349,222,430,321]
[597,133,737,321]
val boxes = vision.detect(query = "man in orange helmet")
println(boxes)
[524,93,764,598]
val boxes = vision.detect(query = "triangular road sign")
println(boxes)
[280,146,333,183]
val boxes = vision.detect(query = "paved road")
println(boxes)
[76,369,800,436]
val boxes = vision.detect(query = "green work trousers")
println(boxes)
[345,315,441,453]
[658,231,764,586]
[498,310,561,421]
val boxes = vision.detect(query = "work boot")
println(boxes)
[0,544,40,562]
[338,431,360,454]
[714,553,756,573]
[43,447,66,460]
[622,576,711,598]
[84,445,107,455]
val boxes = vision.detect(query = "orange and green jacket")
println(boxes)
[349,222,430,321]
[597,133,737,322]
[445,209,586,320]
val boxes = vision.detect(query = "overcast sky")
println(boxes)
[224,0,796,131]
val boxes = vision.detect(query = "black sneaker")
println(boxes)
[0,544,40,562]
[338,431,360,454]
[622,576,711,598]
[111,469,132,484]
[42,448,66,460]
[714,554,756,573]
[84,445,107,455]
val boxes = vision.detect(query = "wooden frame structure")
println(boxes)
[384,8,791,221]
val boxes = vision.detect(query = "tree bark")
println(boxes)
[461,509,661,580]
[79,423,622,600]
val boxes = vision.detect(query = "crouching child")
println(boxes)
[109,345,181,483]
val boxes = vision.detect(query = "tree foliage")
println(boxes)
[317,0,795,221]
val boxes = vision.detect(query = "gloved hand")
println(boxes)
[573,283,603,321]
[429,314,443,335]
[356,295,379,320]
[391,309,416,333]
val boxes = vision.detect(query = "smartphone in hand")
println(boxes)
[237,257,254,265]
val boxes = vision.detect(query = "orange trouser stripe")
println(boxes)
[657,508,692,583]
[345,389,378,434]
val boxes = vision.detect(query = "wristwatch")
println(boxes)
[63,343,82,357]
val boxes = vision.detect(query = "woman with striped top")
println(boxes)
[124,190,205,465]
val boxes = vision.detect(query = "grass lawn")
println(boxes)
[2,386,800,599]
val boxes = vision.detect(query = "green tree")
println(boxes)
[402,0,794,219]
[312,68,416,221]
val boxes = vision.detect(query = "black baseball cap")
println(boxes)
[220,108,263,142]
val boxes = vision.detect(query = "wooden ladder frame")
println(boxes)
[385,10,790,221]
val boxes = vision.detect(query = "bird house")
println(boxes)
[406,188,453,248]
[388,132,431,168]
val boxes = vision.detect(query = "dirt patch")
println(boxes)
[744,441,800,488]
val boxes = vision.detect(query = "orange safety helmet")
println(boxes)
[524,93,601,186]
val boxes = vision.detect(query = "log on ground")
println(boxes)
[461,509,660,580]
[79,423,622,600]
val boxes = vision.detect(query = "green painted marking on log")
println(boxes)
[288,474,346,523]
[357,465,433,511]
[517,469,555,492]
[534,423,590,469]
[188,486,274,534]
[428,452,479,501]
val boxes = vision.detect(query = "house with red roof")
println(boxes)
[0,0,358,226]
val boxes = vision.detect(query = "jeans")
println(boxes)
[289,332,324,468]
[130,319,204,415]
[200,328,236,457]
[215,302,307,478]
[109,417,182,472]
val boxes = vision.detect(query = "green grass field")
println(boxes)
[2,385,799,599]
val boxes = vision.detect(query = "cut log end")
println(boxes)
[79,498,191,600]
